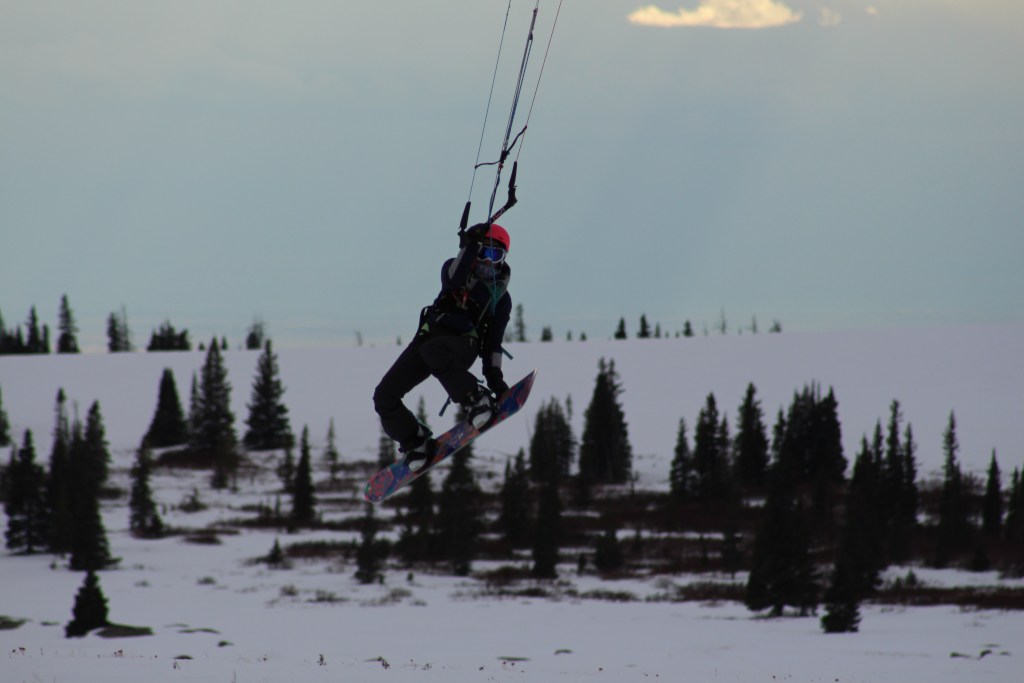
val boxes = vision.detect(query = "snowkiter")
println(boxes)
[373,223,513,471]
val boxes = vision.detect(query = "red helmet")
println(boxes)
[486,223,510,252]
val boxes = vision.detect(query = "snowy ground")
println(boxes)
[2,325,1023,682]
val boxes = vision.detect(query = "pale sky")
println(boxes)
[2,0,1022,348]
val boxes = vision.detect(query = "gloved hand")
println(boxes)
[484,367,509,397]
[460,222,490,248]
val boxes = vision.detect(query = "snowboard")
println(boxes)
[364,369,538,503]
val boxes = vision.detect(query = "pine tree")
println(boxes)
[129,446,163,538]
[578,359,632,485]
[106,306,132,352]
[668,417,693,503]
[291,426,316,525]
[734,384,769,490]
[1005,468,1023,543]
[56,294,80,354]
[397,470,436,564]
[244,341,294,451]
[25,306,49,354]
[322,419,341,484]
[436,420,484,575]
[277,447,295,494]
[355,503,383,584]
[637,314,651,339]
[47,390,75,554]
[692,394,729,501]
[981,450,1003,539]
[245,319,267,350]
[499,450,533,550]
[901,423,920,526]
[144,369,188,448]
[65,570,109,638]
[532,476,561,578]
[190,340,238,488]
[82,402,111,488]
[529,398,575,482]
[933,412,971,568]
[746,438,819,616]
[0,384,10,447]
[68,417,115,571]
[513,303,527,342]
[4,431,50,553]
[593,519,625,573]
[147,320,191,351]
[614,318,627,340]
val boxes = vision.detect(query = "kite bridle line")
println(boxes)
[460,0,564,234]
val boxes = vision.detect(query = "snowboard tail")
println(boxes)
[364,369,538,503]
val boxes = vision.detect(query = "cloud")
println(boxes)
[819,8,843,27]
[628,0,803,29]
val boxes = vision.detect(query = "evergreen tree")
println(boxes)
[499,450,533,549]
[147,320,191,351]
[734,383,769,490]
[291,426,316,525]
[614,318,627,340]
[513,303,527,343]
[529,398,575,482]
[25,306,50,354]
[354,503,384,584]
[881,401,911,561]
[397,470,436,564]
[106,306,132,352]
[578,359,632,485]
[323,419,341,484]
[190,340,238,488]
[82,402,111,488]
[692,394,730,501]
[593,519,625,573]
[1005,468,1023,543]
[933,412,971,567]
[821,435,891,633]
[129,446,163,538]
[144,369,188,447]
[532,476,561,578]
[56,294,80,353]
[746,436,819,617]
[0,385,10,447]
[243,341,294,451]
[901,423,920,526]
[668,417,693,503]
[47,390,75,554]
[981,450,1003,538]
[65,570,109,638]
[245,318,267,350]
[4,431,50,553]
[637,314,651,339]
[682,320,694,338]
[436,417,484,576]
[68,416,115,571]
[277,447,295,494]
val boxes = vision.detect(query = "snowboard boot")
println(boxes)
[461,385,497,430]
[399,424,436,472]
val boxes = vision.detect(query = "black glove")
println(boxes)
[484,367,509,397]
[460,222,490,248]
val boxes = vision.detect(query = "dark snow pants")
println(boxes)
[373,332,479,448]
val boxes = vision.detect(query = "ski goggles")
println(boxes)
[478,244,507,263]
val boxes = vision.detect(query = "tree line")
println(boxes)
[4,347,1022,636]
[1,298,270,354]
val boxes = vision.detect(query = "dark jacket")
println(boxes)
[423,241,511,374]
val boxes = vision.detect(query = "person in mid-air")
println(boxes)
[373,222,513,471]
